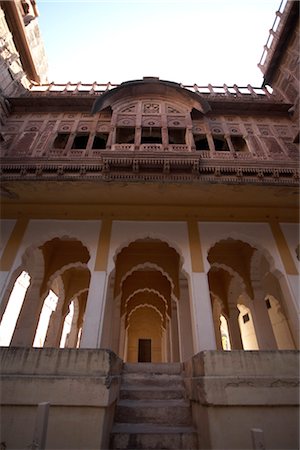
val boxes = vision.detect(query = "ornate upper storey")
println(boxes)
[1,78,298,187]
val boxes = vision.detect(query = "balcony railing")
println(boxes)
[28,82,274,99]
[258,0,288,72]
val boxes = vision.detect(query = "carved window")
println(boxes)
[143,103,160,114]
[53,133,70,149]
[141,127,162,144]
[230,136,248,152]
[71,133,89,149]
[116,127,135,144]
[194,134,210,151]
[92,133,108,149]
[242,313,250,323]
[213,135,230,151]
[168,128,186,144]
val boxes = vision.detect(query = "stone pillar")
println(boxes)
[80,271,107,348]
[187,221,216,351]
[10,274,44,346]
[250,285,277,350]
[65,300,80,348]
[0,218,28,316]
[111,298,121,355]
[213,312,223,350]
[118,314,126,359]
[171,300,180,362]
[44,297,66,347]
[189,273,217,351]
[228,304,244,349]
[178,280,194,360]
[134,126,141,149]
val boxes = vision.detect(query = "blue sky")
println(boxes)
[37,0,281,86]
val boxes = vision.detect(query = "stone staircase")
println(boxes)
[110,363,198,450]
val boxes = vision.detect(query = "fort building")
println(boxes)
[0,1,299,449]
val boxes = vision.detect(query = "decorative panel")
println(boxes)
[117,115,136,127]
[167,116,186,127]
[58,121,74,132]
[142,103,160,114]
[77,122,92,132]
[141,116,161,127]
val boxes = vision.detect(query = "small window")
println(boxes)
[53,133,70,149]
[242,313,250,323]
[92,133,108,149]
[231,136,248,152]
[213,136,230,151]
[141,127,162,144]
[168,128,186,144]
[265,299,271,309]
[72,134,89,149]
[21,1,30,15]
[116,127,135,144]
[194,134,209,150]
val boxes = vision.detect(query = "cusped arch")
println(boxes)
[41,262,90,301]
[207,233,276,275]
[209,262,247,297]
[113,233,185,270]
[123,288,170,318]
[120,262,175,294]
[126,304,165,330]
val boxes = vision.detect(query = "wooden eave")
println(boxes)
[1,0,40,83]
[263,1,299,86]
[7,95,293,116]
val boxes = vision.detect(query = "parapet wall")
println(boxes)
[184,350,299,450]
[0,347,123,450]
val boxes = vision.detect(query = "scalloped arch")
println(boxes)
[113,232,185,269]
[207,233,276,275]
[120,262,174,293]
[126,304,164,330]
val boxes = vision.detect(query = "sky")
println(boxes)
[37,0,282,87]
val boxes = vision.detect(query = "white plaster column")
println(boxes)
[171,301,180,362]
[111,298,121,355]
[44,297,65,347]
[65,300,80,348]
[118,314,126,359]
[80,271,107,348]
[250,286,277,350]
[277,274,299,348]
[228,304,244,350]
[177,280,195,360]
[189,273,217,351]
[213,314,223,350]
[10,275,45,346]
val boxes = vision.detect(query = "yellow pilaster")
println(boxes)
[94,219,112,271]
[187,220,204,272]
[269,222,298,275]
[0,219,28,271]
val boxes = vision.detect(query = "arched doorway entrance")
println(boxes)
[101,238,194,362]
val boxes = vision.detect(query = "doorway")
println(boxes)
[138,339,151,362]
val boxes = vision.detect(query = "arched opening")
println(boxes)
[207,238,296,350]
[0,271,30,346]
[0,237,90,348]
[101,238,194,362]
[220,315,231,351]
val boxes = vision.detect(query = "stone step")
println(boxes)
[123,363,182,375]
[121,372,183,388]
[120,385,185,400]
[115,399,192,426]
[110,423,198,450]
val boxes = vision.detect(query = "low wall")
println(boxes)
[184,350,299,450]
[0,347,123,450]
